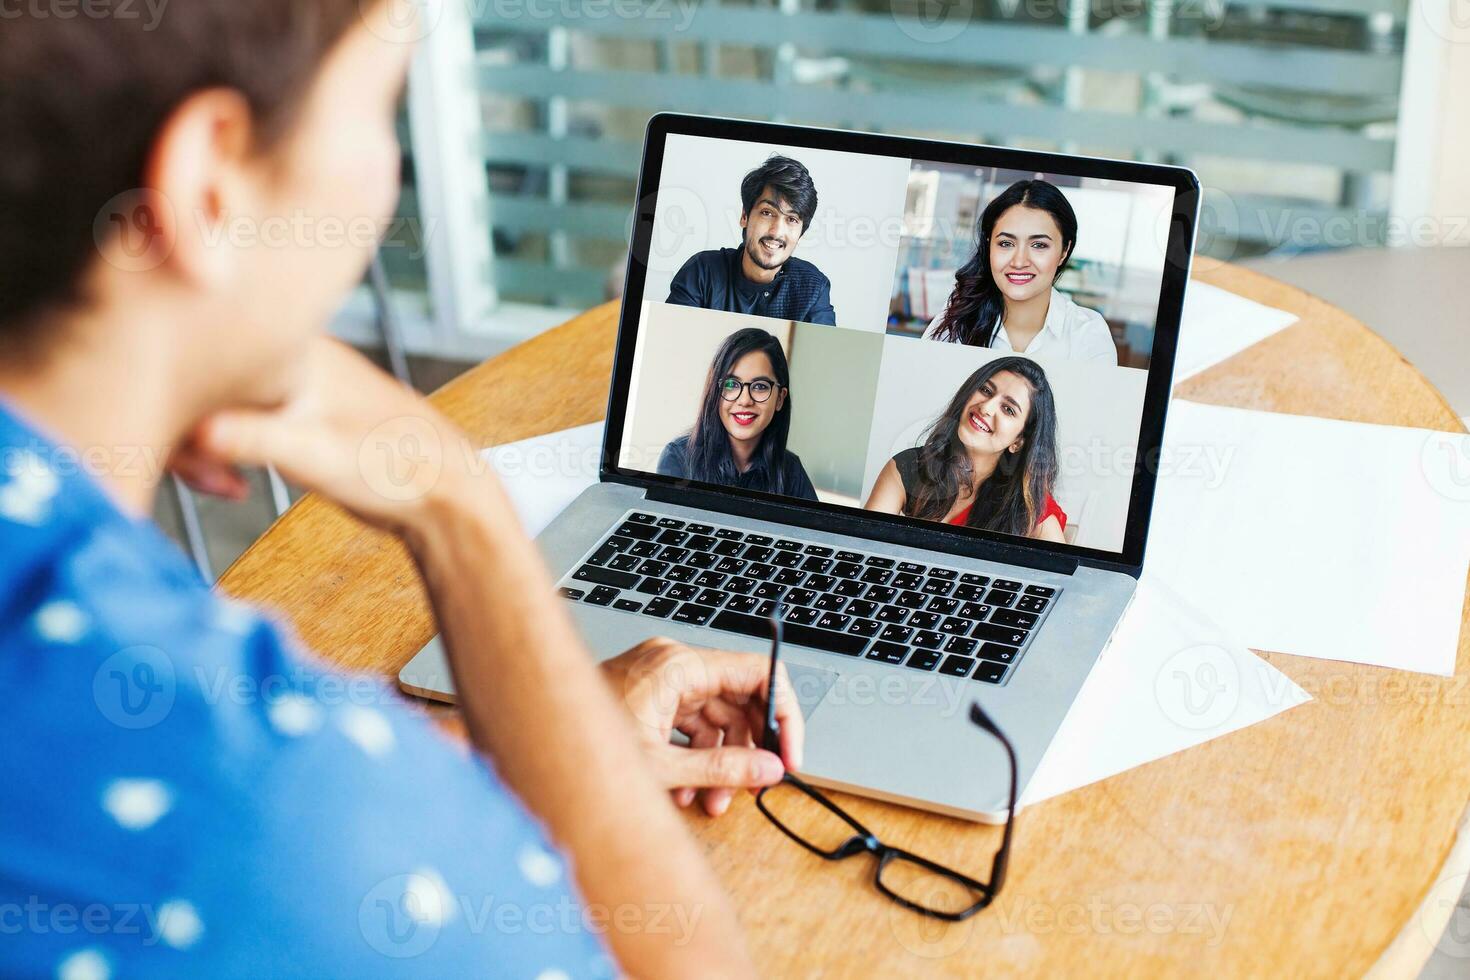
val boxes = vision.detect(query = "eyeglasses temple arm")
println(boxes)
[970,701,1019,893]
[762,599,786,756]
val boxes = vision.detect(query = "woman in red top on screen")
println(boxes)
[864,356,1067,543]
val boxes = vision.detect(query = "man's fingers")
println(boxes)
[662,745,784,791]
[666,645,806,772]
[195,411,315,473]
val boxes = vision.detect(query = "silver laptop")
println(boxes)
[401,113,1200,822]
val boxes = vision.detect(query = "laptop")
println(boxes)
[400,113,1200,822]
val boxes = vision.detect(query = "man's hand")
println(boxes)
[602,638,805,817]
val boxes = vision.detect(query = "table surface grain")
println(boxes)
[218,260,1470,978]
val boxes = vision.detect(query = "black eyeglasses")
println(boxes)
[718,376,781,403]
[755,601,1017,921]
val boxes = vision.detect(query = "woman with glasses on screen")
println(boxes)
[658,327,820,501]
[864,357,1067,543]
[923,179,1117,365]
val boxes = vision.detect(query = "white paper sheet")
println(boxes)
[1149,400,1470,675]
[1174,280,1298,382]
[1021,574,1309,805]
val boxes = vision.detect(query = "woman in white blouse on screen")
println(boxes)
[923,178,1117,365]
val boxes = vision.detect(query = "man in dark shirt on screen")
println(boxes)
[667,154,838,325]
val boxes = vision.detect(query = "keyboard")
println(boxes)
[555,510,1062,685]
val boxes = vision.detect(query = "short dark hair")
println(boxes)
[0,1,374,346]
[739,155,818,236]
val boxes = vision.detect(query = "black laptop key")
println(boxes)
[627,512,657,524]
[865,585,897,603]
[906,648,942,671]
[876,605,909,624]
[892,573,922,591]
[834,579,866,597]
[878,623,914,644]
[940,616,971,636]
[691,571,726,589]
[845,599,878,618]
[586,543,619,566]
[636,559,670,577]
[607,554,640,572]
[754,599,776,617]
[959,572,990,586]
[972,660,1007,684]
[804,545,833,557]
[686,552,719,570]
[786,588,818,607]
[636,578,669,596]
[628,540,661,557]
[977,643,1018,664]
[684,534,716,552]
[896,590,928,609]
[921,578,954,596]
[835,550,863,563]
[867,641,908,665]
[773,569,807,586]
[814,594,848,612]
[801,556,833,574]
[896,561,926,575]
[753,582,786,599]
[992,609,1039,630]
[656,517,685,529]
[984,588,1018,608]
[727,595,760,614]
[657,529,689,546]
[642,596,677,618]
[666,583,699,601]
[573,565,640,589]
[847,617,880,638]
[743,545,775,563]
[993,579,1023,591]
[958,602,992,621]
[786,606,819,626]
[686,523,714,535]
[925,598,958,617]
[715,528,745,540]
[584,586,619,606]
[953,584,985,602]
[711,610,867,656]
[772,551,804,568]
[831,561,862,579]
[815,612,851,632]
[665,565,696,583]
[714,556,746,575]
[745,534,773,546]
[745,562,777,580]
[1016,596,1049,613]
[864,556,896,569]
[672,602,716,626]
[658,545,690,564]
[775,539,802,551]
[695,588,730,607]
[929,568,957,580]
[1025,585,1056,598]
[726,576,756,595]
[861,567,893,585]
[909,611,941,630]
[615,522,658,540]
[973,623,1028,646]
[938,655,974,678]
[558,587,585,600]
[613,598,642,612]
[713,540,745,558]
[944,635,978,656]
[912,629,946,650]
[805,574,836,593]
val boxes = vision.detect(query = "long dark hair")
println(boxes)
[930,179,1078,347]
[905,356,1059,536]
[685,327,796,492]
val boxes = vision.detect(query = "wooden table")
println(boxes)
[219,260,1470,977]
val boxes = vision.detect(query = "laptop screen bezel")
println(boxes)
[599,112,1200,572]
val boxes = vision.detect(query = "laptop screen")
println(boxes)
[612,118,1197,562]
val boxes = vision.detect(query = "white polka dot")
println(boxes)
[336,705,395,758]
[210,599,257,637]
[267,693,322,737]
[102,779,172,831]
[34,600,87,643]
[56,948,110,980]
[517,844,563,888]
[534,971,571,980]
[155,899,203,950]
[402,867,456,926]
[0,451,59,525]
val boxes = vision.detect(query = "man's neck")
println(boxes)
[738,245,779,285]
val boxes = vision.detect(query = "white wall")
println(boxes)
[861,336,1149,552]
[644,134,912,331]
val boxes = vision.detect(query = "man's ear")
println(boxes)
[136,88,257,290]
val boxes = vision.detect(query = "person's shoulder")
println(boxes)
[1055,288,1108,331]
[657,434,691,475]
[784,255,830,284]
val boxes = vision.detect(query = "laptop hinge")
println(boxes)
[641,484,1080,577]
